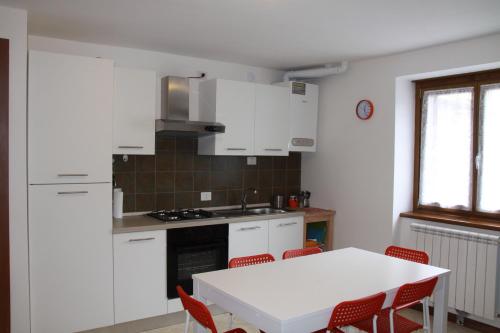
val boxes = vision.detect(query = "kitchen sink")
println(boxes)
[215,207,287,217]
[246,207,287,214]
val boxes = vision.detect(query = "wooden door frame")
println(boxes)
[0,37,10,333]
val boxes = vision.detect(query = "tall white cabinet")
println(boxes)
[28,50,114,333]
[113,67,156,155]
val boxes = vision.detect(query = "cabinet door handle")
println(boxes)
[237,226,261,231]
[57,173,88,177]
[128,237,156,242]
[278,222,298,227]
[118,145,144,149]
[264,148,283,151]
[226,148,247,151]
[57,191,89,195]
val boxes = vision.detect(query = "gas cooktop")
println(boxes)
[147,209,219,223]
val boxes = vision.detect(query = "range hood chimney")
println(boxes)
[155,76,225,135]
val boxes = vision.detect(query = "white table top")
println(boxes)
[193,247,450,322]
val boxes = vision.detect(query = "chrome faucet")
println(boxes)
[241,187,258,212]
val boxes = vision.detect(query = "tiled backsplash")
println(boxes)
[113,135,302,212]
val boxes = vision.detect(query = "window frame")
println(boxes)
[413,68,500,220]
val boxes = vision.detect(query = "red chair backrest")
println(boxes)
[327,292,386,331]
[392,277,438,311]
[176,285,218,333]
[385,245,429,264]
[282,247,322,259]
[228,253,275,268]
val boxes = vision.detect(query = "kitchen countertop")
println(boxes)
[113,209,306,234]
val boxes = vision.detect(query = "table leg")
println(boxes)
[433,273,449,333]
[193,278,207,333]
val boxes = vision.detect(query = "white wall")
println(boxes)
[28,35,283,121]
[302,33,500,253]
[0,5,29,333]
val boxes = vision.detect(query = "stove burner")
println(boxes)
[147,209,215,223]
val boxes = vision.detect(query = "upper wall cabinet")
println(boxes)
[198,79,256,155]
[254,84,290,156]
[28,51,113,184]
[198,79,289,156]
[275,81,319,152]
[113,67,156,155]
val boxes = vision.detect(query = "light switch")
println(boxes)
[247,156,257,165]
[200,192,212,201]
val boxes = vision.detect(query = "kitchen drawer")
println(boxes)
[228,220,269,260]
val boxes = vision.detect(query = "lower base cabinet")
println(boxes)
[228,217,304,261]
[113,230,167,323]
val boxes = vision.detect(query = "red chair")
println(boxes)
[228,253,275,268]
[282,247,322,259]
[314,292,386,333]
[352,277,438,333]
[385,245,429,264]
[177,285,246,333]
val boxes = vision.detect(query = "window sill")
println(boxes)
[400,211,500,232]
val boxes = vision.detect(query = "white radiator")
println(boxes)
[410,223,499,320]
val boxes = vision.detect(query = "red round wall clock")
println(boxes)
[356,99,374,120]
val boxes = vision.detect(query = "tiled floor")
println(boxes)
[143,310,481,333]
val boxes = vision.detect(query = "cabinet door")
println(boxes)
[268,217,304,260]
[254,84,290,156]
[289,83,319,152]
[28,50,113,184]
[113,67,156,155]
[114,230,167,323]
[228,220,268,260]
[215,80,255,155]
[29,183,114,333]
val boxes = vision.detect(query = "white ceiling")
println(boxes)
[3,0,500,69]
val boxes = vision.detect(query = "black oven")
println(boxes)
[166,224,228,298]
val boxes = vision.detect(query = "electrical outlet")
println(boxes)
[247,156,257,165]
[200,192,212,201]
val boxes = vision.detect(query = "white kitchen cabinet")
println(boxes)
[268,216,304,260]
[275,81,319,152]
[113,67,156,155]
[198,79,255,155]
[29,183,114,333]
[113,230,167,323]
[254,84,290,156]
[28,50,113,184]
[228,220,269,260]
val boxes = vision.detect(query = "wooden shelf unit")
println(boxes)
[290,207,335,251]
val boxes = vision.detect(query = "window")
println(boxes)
[414,69,500,219]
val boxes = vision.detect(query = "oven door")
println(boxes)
[167,225,228,298]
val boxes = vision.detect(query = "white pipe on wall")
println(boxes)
[283,61,348,81]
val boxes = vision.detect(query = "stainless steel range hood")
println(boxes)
[156,76,225,136]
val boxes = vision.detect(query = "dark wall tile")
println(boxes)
[123,194,135,212]
[156,152,175,171]
[175,172,194,192]
[113,134,301,212]
[211,191,227,207]
[194,171,211,191]
[136,172,155,193]
[176,137,195,152]
[136,193,155,211]
[114,173,135,194]
[113,155,135,172]
[136,155,155,172]
[156,136,175,152]
[156,193,174,210]
[175,192,193,209]
[156,172,174,193]
[176,152,194,171]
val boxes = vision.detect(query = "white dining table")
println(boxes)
[192,247,450,333]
